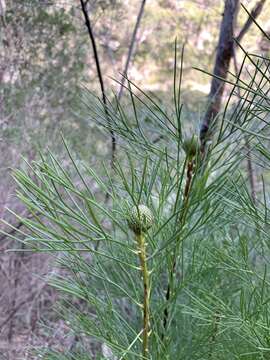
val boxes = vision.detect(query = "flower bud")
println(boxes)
[128,205,153,235]
[182,135,199,158]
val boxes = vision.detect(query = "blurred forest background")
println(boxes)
[1,0,270,358]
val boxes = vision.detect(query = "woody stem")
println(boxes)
[136,233,150,359]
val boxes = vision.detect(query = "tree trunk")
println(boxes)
[79,0,116,168]
[200,0,240,150]
[236,0,266,44]
[118,0,147,101]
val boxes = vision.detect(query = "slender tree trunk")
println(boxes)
[200,0,240,150]
[200,0,265,198]
[118,0,147,101]
[236,0,266,44]
[79,0,116,168]
[200,0,266,152]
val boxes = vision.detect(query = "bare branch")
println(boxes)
[117,0,147,101]
[236,0,266,44]
[79,0,116,167]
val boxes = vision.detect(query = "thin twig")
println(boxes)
[79,0,116,168]
[117,0,146,101]
[235,0,266,44]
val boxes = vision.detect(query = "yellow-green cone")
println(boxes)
[128,205,153,235]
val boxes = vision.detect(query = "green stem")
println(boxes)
[136,233,150,359]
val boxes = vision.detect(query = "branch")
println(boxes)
[117,0,147,101]
[200,0,240,152]
[236,0,266,44]
[79,0,116,167]
[199,0,266,154]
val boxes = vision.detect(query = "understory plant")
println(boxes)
[5,35,270,359]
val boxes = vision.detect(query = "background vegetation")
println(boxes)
[1,0,270,359]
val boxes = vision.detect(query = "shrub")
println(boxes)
[7,42,270,359]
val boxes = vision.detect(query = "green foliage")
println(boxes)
[5,19,270,360]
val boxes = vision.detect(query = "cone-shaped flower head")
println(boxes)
[182,135,199,158]
[128,205,153,235]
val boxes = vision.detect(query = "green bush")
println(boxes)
[7,43,270,359]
